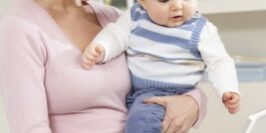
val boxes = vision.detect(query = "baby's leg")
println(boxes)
[125,92,165,133]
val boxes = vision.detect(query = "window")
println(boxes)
[103,0,135,10]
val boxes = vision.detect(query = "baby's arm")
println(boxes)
[82,10,131,69]
[198,22,241,113]
[222,92,240,114]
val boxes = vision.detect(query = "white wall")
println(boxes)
[205,11,266,59]
[0,100,9,133]
[1,1,12,133]
[190,82,266,133]
[0,0,12,18]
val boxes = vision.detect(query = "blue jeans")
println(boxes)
[125,80,195,133]
[125,91,166,133]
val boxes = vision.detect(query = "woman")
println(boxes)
[0,0,207,133]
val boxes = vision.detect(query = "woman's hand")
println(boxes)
[144,95,199,133]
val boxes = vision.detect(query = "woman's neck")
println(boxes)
[35,0,78,12]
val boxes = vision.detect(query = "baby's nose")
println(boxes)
[170,0,184,11]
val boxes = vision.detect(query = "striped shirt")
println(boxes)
[92,3,240,97]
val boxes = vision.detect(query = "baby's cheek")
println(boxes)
[185,4,197,17]
[151,14,168,25]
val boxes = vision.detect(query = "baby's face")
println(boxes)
[138,0,197,27]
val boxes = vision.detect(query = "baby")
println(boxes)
[82,0,241,132]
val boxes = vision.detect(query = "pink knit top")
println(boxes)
[0,0,206,133]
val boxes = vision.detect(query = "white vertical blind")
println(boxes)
[198,0,266,14]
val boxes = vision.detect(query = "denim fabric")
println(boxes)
[125,85,195,133]
[126,91,166,133]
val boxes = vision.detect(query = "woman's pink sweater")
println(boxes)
[0,0,206,133]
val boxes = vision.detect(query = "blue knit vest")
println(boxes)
[127,4,207,93]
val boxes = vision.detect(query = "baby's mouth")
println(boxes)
[170,15,183,22]
[173,15,182,19]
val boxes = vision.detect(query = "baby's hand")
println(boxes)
[222,92,240,114]
[82,44,104,69]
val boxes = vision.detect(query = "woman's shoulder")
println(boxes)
[0,15,45,56]
[0,15,39,36]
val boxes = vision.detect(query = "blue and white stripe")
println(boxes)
[127,4,207,92]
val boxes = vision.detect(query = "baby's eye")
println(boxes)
[157,0,170,3]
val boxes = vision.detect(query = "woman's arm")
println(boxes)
[144,88,207,133]
[184,87,208,128]
[0,16,51,133]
